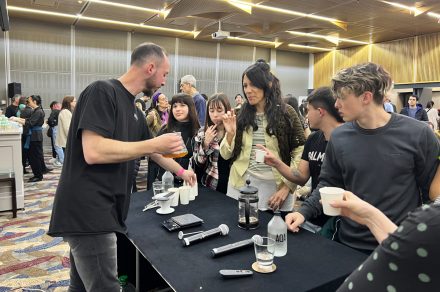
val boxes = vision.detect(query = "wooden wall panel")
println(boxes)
[416,33,440,83]
[313,51,334,89]
[334,45,369,73]
[371,38,414,84]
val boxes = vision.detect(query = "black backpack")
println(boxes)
[47,109,60,127]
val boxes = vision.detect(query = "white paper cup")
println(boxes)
[255,149,266,163]
[187,182,198,201]
[179,186,191,205]
[320,187,344,216]
[168,187,179,207]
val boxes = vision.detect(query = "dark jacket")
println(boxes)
[400,104,428,121]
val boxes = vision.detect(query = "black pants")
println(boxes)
[28,140,44,178]
[21,135,29,168]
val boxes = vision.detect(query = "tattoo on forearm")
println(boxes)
[292,169,301,177]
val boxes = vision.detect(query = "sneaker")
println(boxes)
[53,161,63,167]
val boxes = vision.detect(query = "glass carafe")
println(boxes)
[238,179,259,230]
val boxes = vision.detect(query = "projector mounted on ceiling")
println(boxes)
[212,21,230,40]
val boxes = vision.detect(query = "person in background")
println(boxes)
[260,87,344,230]
[179,74,206,126]
[201,93,208,101]
[10,95,50,182]
[285,63,439,253]
[147,93,200,190]
[5,94,20,118]
[425,101,438,130]
[284,94,311,138]
[193,93,232,194]
[234,93,244,110]
[19,97,33,173]
[384,97,394,113]
[15,96,27,118]
[56,96,76,155]
[299,99,308,118]
[47,101,63,167]
[220,59,306,212]
[335,165,440,291]
[146,92,169,137]
[48,43,195,292]
[400,94,428,121]
[135,98,146,116]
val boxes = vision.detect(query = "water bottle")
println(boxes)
[162,170,174,191]
[119,275,135,292]
[267,210,287,257]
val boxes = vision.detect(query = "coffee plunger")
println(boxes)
[238,178,259,230]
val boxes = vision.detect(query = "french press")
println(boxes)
[238,178,259,230]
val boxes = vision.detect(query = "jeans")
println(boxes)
[52,126,64,163]
[64,233,120,292]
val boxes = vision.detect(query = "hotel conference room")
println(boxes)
[1,0,440,291]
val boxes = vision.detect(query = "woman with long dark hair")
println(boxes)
[146,92,169,137]
[56,95,76,155]
[220,59,306,211]
[193,93,232,194]
[147,93,200,189]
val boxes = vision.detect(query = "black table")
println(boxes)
[125,187,367,292]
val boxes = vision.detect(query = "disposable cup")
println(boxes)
[320,187,344,216]
[168,187,179,207]
[255,149,266,163]
[179,186,191,205]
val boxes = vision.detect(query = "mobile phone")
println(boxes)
[162,214,204,232]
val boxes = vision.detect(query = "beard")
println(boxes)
[142,77,160,97]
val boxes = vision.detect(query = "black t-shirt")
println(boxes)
[48,79,150,236]
[301,130,327,190]
[5,104,18,118]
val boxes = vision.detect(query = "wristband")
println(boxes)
[176,168,185,177]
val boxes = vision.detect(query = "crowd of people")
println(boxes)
[3,41,439,291]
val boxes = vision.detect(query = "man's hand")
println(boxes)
[285,212,305,232]
[152,133,184,154]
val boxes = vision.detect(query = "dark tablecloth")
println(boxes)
[125,187,367,292]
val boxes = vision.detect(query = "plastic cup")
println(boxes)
[320,187,345,216]
[179,186,191,205]
[255,149,266,163]
[254,236,275,271]
[152,181,165,197]
[168,187,179,207]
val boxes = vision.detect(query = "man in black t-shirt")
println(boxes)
[48,43,196,292]
[5,94,20,118]
[259,87,343,227]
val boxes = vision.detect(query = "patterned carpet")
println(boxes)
[0,154,148,292]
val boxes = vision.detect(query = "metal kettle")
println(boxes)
[238,178,259,230]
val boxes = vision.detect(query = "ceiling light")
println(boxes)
[87,0,166,16]
[288,44,333,51]
[286,31,368,45]
[227,0,347,29]
[381,1,424,16]
[228,36,282,48]
[8,6,195,35]
[427,11,440,22]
